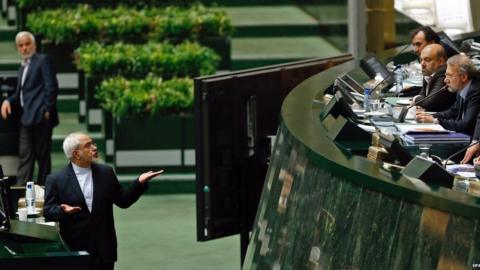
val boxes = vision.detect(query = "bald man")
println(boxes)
[412,44,456,111]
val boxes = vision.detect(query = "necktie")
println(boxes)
[459,97,465,120]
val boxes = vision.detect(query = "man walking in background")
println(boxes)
[0,31,59,185]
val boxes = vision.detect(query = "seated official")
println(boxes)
[412,44,456,111]
[410,26,457,59]
[410,26,439,58]
[401,27,445,97]
[416,54,480,136]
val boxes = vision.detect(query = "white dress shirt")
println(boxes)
[72,163,93,212]
[20,58,30,107]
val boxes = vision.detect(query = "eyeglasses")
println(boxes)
[82,142,97,149]
[445,73,459,79]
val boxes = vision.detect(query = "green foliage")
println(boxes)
[27,4,233,45]
[75,41,220,78]
[27,5,150,44]
[96,75,194,117]
[147,5,234,42]
[18,0,195,9]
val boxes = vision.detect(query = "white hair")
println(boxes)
[63,132,85,159]
[15,31,36,45]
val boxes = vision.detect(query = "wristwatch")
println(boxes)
[433,118,439,124]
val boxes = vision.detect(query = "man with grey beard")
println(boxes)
[416,54,480,136]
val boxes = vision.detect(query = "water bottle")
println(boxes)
[363,87,371,112]
[395,66,403,96]
[25,181,35,215]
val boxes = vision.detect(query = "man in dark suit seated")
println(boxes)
[44,132,163,270]
[412,43,456,112]
[0,31,59,185]
[410,26,440,58]
[410,26,458,59]
[416,54,480,136]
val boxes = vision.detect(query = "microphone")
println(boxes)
[386,42,413,63]
[443,141,480,168]
[397,85,448,123]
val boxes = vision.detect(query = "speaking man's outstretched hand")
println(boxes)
[139,170,164,184]
[1,100,11,120]
[60,204,82,214]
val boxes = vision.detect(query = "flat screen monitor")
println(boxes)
[437,31,461,55]
[319,92,359,123]
[335,78,363,108]
[378,133,413,166]
[0,165,11,231]
[360,54,395,91]
[338,73,364,94]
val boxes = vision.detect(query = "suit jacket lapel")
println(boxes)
[17,65,25,91]
[66,163,89,211]
[91,163,100,214]
[22,54,37,87]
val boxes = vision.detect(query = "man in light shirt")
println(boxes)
[44,132,163,270]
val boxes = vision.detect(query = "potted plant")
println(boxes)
[96,75,195,173]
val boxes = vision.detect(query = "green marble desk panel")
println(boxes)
[243,59,480,270]
[0,220,90,269]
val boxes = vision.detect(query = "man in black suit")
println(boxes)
[410,26,440,57]
[416,54,480,136]
[410,26,457,59]
[412,43,456,112]
[0,31,59,185]
[44,132,163,270]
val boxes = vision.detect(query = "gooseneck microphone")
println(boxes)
[443,141,480,168]
[397,85,448,123]
[386,42,413,63]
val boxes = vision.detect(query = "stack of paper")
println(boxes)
[395,123,471,144]
[395,123,447,134]
[402,132,471,144]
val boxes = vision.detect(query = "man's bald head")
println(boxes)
[420,43,446,76]
[422,43,446,61]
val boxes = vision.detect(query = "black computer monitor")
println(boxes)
[378,133,413,166]
[360,54,395,91]
[437,31,461,55]
[335,78,363,107]
[338,73,364,94]
[319,92,359,123]
[0,165,11,231]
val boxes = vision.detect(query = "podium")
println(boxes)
[0,221,90,270]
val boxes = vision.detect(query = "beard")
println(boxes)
[20,52,35,59]
[447,86,456,93]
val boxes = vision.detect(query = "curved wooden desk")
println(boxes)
[243,58,480,269]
